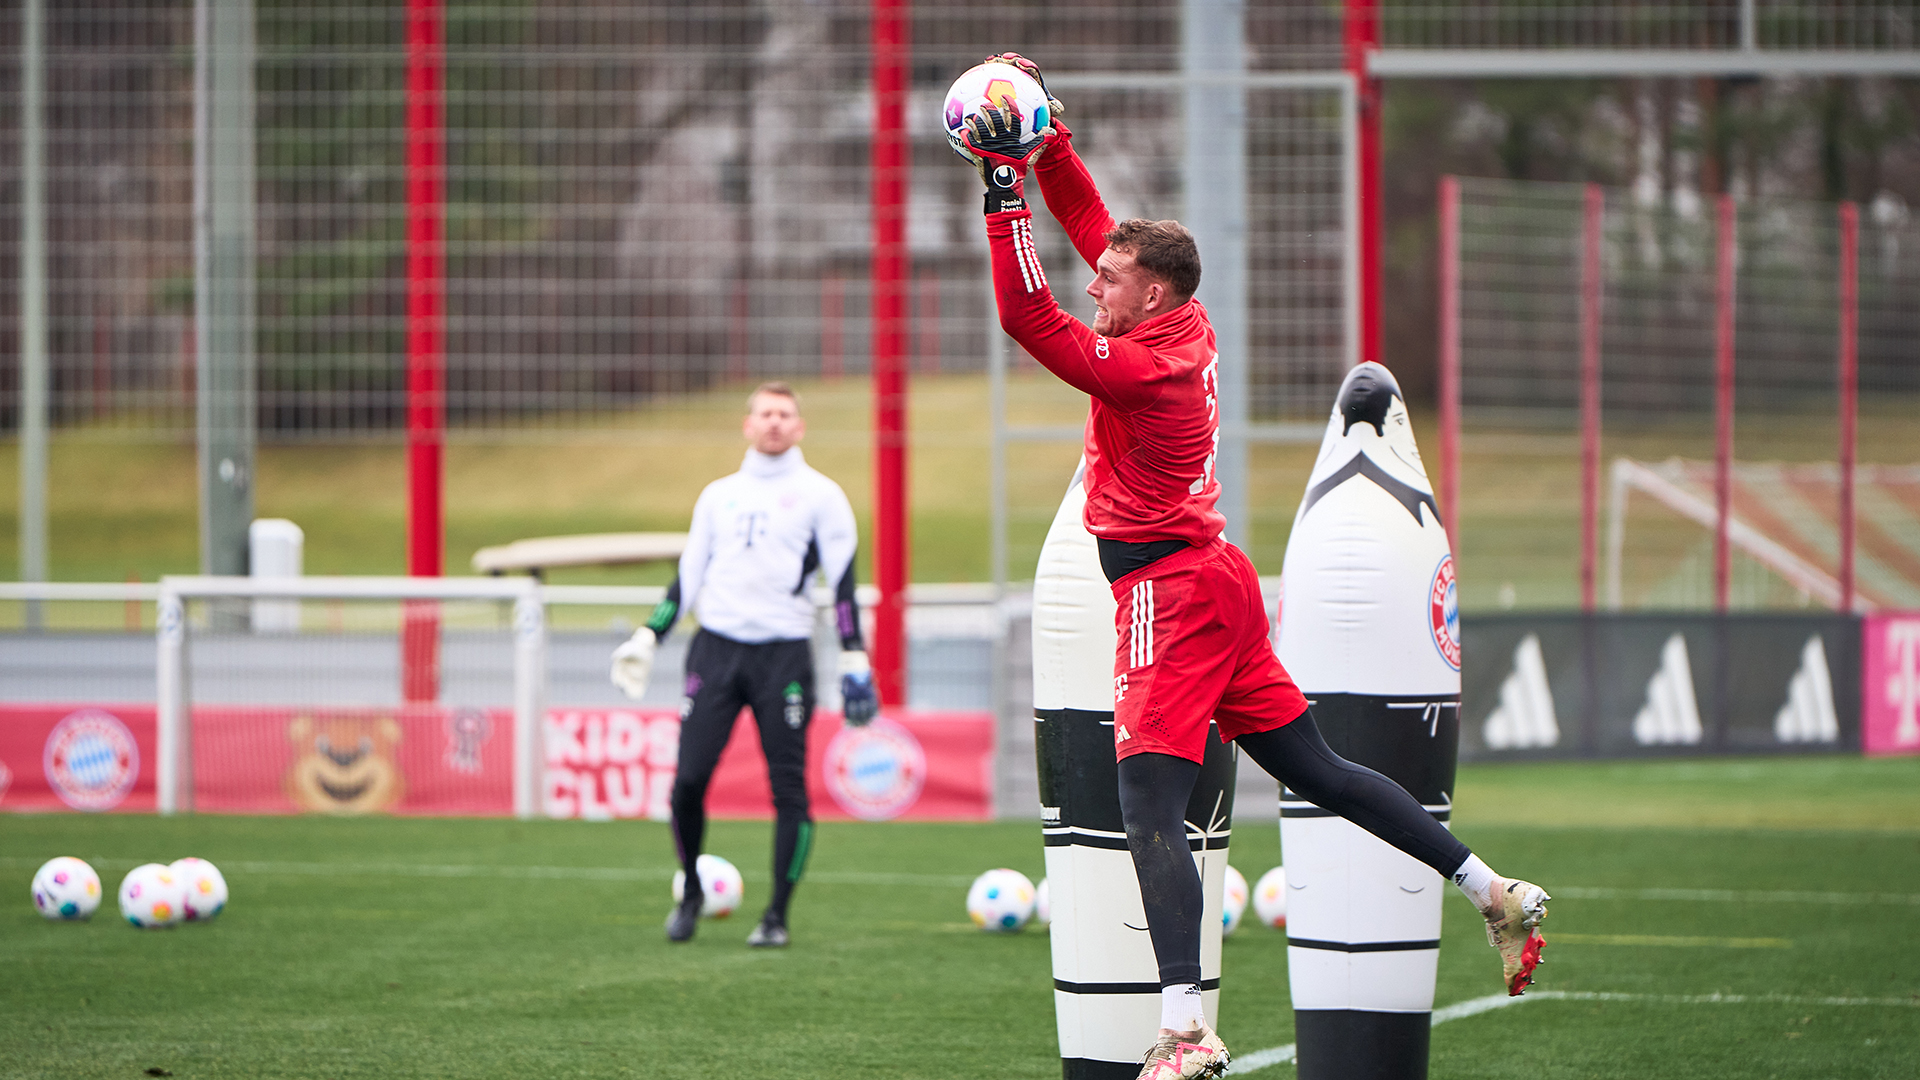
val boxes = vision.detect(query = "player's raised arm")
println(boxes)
[961,104,1163,415]
[982,54,1112,271]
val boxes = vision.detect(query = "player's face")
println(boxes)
[743,392,805,455]
[1086,247,1166,338]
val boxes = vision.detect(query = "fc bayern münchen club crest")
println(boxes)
[823,718,926,821]
[43,709,140,811]
[1428,553,1462,672]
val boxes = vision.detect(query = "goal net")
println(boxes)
[1606,458,1920,611]
[155,577,545,818]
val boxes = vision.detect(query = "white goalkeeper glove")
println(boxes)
[610,627,658,700]
[839,650,879,726]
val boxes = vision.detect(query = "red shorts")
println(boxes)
[1110,538,1309,763]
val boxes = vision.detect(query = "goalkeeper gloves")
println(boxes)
[610,627,658,700]
[839,650,879,726]
[984,52,1065,122]
[962,105,1039,215]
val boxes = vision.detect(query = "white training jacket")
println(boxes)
[676,446,862,645]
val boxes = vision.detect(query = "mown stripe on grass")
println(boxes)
[1227,989,1920,1074]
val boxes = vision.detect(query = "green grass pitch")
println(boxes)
[4,756,1918,1079]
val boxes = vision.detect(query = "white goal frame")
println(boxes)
[155,575,547,818]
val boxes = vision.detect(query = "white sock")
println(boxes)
[1452,853,1498,913]
[1160,983,1206,1033]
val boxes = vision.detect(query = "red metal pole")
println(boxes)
[1838,200,1858,613]
[1579,184,1604,613]
[1436,175,1460,556]
[869,0,909,708]
[1345,0,1382,368]
[403,0,445,702]
[1713,194,1736,613]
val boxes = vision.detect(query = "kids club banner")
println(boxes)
[543,708,995,822]
[0,703,994,820]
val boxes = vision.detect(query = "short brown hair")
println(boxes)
[746,380,800,413]
[1102,219,1201,303]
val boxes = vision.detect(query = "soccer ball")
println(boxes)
[671,854,745,919]
[1252,866,1288,929]
[966,868,1036,932]
[169,857,229,922]
[1221,864,1250,936]
[1033,876,1051,927]
[118,863,185,929]
[31,857,101,921]
[942,62,1052,163]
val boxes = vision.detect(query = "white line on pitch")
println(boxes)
[1226,989,1920,1074]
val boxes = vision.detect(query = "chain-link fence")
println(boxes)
[1384,2,1920,50]
[0,0,1354,444]
[1459,176,1917,424]
[1452,175,1920,612]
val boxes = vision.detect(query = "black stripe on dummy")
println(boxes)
[1293,1011,1433,1080]
[1063,1060,1147,1080]
[1053,978,1223,994]
[1281,694,1461,808]
[1034,709,1237,842]
[1288,938,1440,953]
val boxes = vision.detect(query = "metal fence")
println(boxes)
[1383,2,1920,50]
[1457,176,1918,424]
[0,0,1357,443]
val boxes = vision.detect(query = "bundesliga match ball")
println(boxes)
[671,854,745,919]
[1221,864,1250,937]
[118,863,186,929]
[31,857,102,921]
[1033,876,1051,927]
[169,857,229,923]
[966,868,1036,932]
[1252,866,1288,930]
[941,62,1052,163]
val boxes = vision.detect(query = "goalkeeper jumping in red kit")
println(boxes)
[957,55,1549,1080]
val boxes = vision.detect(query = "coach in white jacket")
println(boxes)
[611,381,877,948]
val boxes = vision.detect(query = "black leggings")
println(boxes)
[670,631,816,922]
[1117,709,1471,988]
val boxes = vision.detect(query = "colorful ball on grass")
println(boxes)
[966,868,1036,933]
[31,857,102,921]
[118,863,185,929]
[1221,864,1250,936]
[1252,866,1288,930]
[169,857,229,922]
[1033,876,1051,928]
[671,854,745,919]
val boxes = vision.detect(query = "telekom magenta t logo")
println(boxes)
[1888,620,1920,748]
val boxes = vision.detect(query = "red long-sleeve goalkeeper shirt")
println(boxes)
[987,133,1226,548]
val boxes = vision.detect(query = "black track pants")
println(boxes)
[1117,711,1471,990]
[670,630,816,921]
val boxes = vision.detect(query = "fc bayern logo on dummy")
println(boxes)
[1428,554,1461,671]
[824,718,926,821]
[43,709,140,811]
